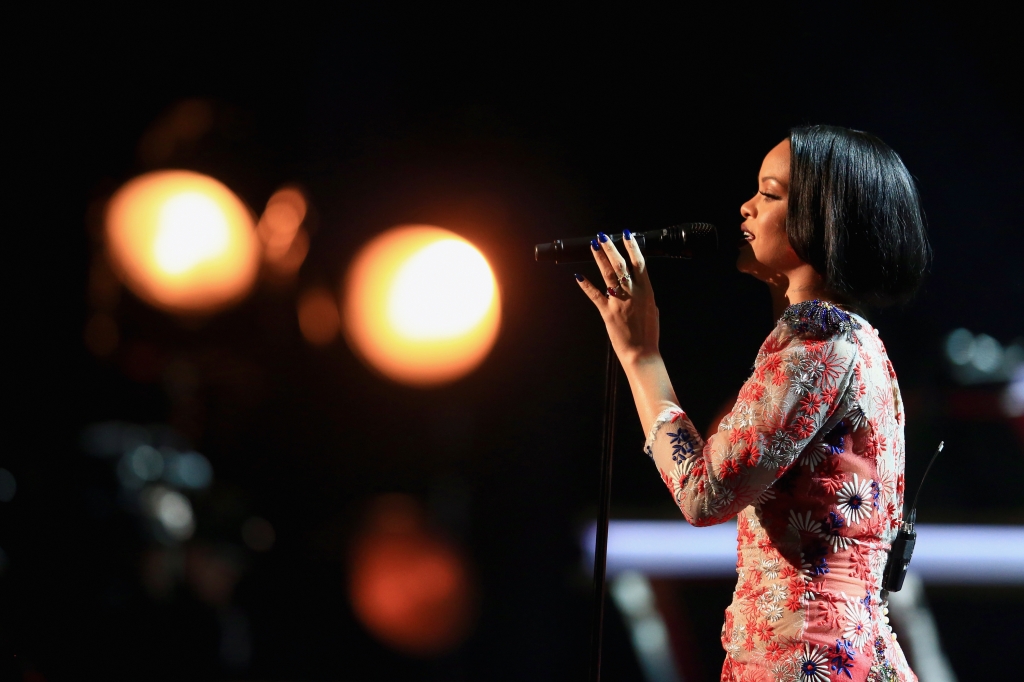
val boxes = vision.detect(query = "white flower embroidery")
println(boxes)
[847,404,868,431]
[707,485,736,513]
[761,430,797,469]
[760,557,782,580]
[801,443,828,471]
[796,643,830,682]
[732,403,756,429]
[757,382,787,421]
[766,583,787,603]
[837,474,874,524]
[826,531,857,553]
[843,599,872,649]
[788,510,823,537]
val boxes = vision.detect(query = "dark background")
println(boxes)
[6,4,1023,680]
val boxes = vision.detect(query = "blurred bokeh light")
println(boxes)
[342,225,500,386]
[297,287,341,345]
[257,187,309,277]
[104,170,260,314]
[349,495,475,656]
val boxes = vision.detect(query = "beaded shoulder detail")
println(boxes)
[780,299,861,339]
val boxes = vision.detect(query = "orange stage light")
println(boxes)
[297,287,341,346]
[104,170,260,314]
[342,225,501,386]
[257,187,309,276]
[349,495,475,656]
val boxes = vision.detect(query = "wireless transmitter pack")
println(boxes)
[882,441,944,594]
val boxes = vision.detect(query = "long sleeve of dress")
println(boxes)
[645,321,858,526]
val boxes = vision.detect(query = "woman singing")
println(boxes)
[577,125,930,681]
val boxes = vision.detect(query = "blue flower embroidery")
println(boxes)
[830,639,856,678]
[781,299,861,339]
[805,544,830,576]
[822,420,848,454]
[824,511,846,534]
[668,427,696,464]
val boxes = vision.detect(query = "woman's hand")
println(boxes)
[576,231,661,367]
[577,231,679,433]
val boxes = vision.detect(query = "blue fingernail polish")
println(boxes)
[591,239,600,251]
[574,273,584,282]
[623,229,632,240]
[598,232,609,243]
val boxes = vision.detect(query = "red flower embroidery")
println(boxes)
[803,340,827,355]
[850,545,871,581]
[720,458,742,479]
[790,415,816,440]
[785,589,804,612]
[814,346,846,388]
[762,333,787,356]
[740,442,761,467]
[799,392,824,415]
[660,469,673,491]
[740,381,765,403]
[765,641,785,662]
[816,593,843,629]
[753,620,775,642]
[738,515,755,544]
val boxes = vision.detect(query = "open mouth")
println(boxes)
[739,229,754,246]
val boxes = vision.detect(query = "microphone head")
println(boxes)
[674,222,718,255]
[639,223,718,258]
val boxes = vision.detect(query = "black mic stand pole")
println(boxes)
[588,339,618,682]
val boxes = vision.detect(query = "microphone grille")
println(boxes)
[668,222,718,254]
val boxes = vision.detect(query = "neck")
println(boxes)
[768,266,830,319]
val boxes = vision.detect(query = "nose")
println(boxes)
[740,195,756,220]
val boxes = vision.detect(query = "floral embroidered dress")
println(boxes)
[646,301,916,682]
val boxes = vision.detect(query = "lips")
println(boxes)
[739,228,753,247]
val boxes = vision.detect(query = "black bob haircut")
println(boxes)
[787,125,931,308]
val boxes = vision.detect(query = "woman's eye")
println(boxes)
[759,191,781,201]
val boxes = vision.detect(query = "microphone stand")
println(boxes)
[588,339,618,682]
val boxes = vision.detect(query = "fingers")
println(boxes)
[620,229,647,275]
[593,233,629,288]
[575,273,609,310]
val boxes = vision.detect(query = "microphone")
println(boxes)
[534,223,718,263]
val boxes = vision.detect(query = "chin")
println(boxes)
[736,245,756,274]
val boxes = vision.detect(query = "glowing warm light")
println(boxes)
[105,170,260,314]
[297,287,341,346]
[342,225,501,386]
[257,187,309,276]
[349,495,475,655]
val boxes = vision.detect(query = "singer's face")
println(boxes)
[737,140,804,280]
